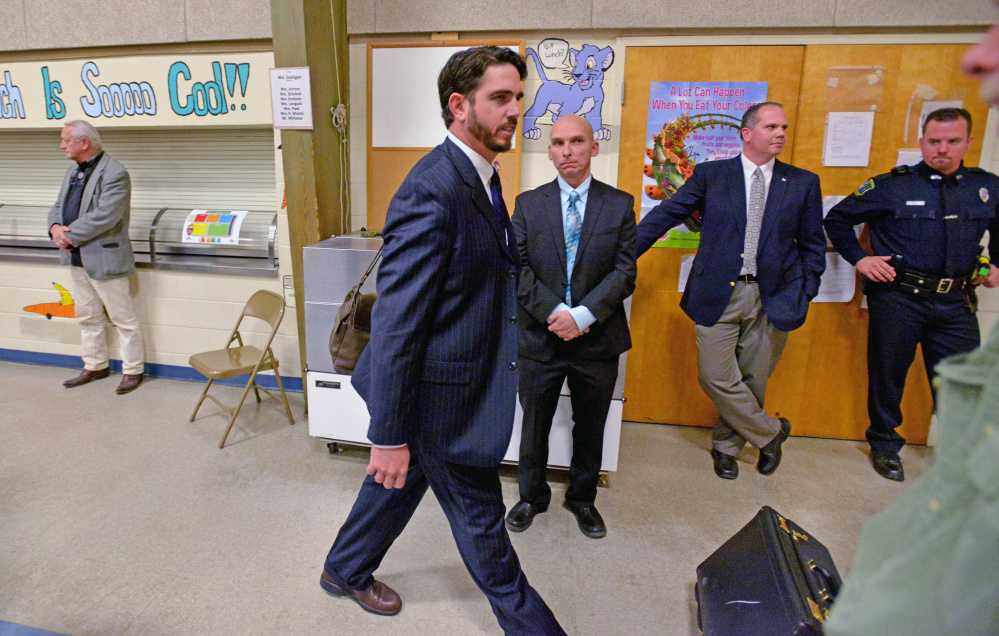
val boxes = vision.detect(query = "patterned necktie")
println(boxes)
[489,169,515,247]
[743,167,765,276]
[565,190,582,304]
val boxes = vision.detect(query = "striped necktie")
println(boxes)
[565,190,582,304]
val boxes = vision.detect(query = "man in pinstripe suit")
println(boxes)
[319,47,565,634]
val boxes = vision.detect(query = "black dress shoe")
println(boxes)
[505,500,548,532]
[562,501,606,539]
[63,367,110,388]
[757,417,792,475]
[871,450,904,482]
[711,449,738,479]
[320,570,401,616]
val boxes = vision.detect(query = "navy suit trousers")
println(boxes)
[324,451,565,635]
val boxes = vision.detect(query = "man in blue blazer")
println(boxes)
[320,47,565,635]
[636,102,825,480]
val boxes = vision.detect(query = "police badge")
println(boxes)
[981,187,990,203]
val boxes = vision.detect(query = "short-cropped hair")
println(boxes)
[64,120,102,149]
[741,101,784,131]
[923,107,972,135]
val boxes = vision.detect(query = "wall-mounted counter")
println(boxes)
[0,204,279,277]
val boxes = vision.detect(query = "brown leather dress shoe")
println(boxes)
[115,373,143,395]
[320,570,401,616]
[63,368,110,388]
[757,417,791,475]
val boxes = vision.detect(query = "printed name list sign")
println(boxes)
[269,67,312,130]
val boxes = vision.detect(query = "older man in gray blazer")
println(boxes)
[48,120,144,394]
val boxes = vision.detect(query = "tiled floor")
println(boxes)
[0,361,929,635]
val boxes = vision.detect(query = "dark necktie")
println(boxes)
[942,175,963,277]
[490,169,515,247]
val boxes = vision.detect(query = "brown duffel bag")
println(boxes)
[329,247,381,375]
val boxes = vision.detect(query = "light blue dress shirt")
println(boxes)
[551,174,597,332]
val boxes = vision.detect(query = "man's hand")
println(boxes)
[50,224,73,251]
[974,263,999,288]
[856,255,896,282]
[547,310,587,341]
[368,445,409,489]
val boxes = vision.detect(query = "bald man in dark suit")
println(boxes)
[506,115,636,539]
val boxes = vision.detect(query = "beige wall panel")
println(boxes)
[0,1,27,52]
[185,0,273,41]
[370,0,592,33]
[834,0,996,28]
[347,0,375,34]
[562,0,833,29]
[24,1,186,50]
[366,148,520,230]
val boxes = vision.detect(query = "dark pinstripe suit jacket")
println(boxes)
[352,138,520,467]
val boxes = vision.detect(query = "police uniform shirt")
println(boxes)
[824,161,999,278]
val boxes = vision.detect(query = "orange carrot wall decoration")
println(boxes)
[24,282,76,319]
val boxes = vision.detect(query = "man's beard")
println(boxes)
[469,109,514,153]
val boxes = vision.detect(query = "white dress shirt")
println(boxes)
[739,153,775,276]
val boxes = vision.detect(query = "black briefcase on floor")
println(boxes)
[695,506,842,636]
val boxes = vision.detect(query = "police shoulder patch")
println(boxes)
[856,179,875,195]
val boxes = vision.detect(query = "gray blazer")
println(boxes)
[47,153,135,280]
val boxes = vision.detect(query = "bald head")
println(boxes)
[548,115,599,187]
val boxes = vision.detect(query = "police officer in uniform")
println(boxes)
[825,107,999,482]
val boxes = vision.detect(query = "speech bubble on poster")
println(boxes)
[538,38,569,69]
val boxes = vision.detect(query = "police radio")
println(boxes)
[976,248,991,278]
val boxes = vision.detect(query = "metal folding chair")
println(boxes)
[189,290,294,448]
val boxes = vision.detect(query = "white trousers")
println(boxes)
[71,266,145,375]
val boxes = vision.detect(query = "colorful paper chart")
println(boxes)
[182,210,248,244]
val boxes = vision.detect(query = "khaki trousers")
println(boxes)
[71,266,145,375]
[695,282,787,456]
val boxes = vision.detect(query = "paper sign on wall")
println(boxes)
[822,111,875,167]
[269,67,313,129]
[183,209,248,244]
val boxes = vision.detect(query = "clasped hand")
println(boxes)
[548,310,589,341]
[50,224,73,251]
